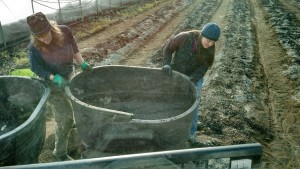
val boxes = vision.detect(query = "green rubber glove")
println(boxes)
[52,74,68,88]
[81,61,93,72]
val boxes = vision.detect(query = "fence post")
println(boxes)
[0,22,7,48]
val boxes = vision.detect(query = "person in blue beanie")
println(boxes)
[26,12,93,161]
[162,22,221,143]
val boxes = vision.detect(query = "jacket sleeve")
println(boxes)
[28,45,51,80]
[163,33,187,66]
[62,25,79,55]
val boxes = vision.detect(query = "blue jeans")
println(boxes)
[189,78,203,137]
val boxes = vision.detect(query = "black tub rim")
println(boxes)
[0,75,50,140]
[65,65,200,124]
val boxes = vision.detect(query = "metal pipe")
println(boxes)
[57,0,62,24]
[0,21,6,47]
[79,0,83,21]
[31,0,34,13]
[0,143,263,169]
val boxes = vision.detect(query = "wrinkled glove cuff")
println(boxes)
[53,74,69,88]
[81,61,89,69]
[81,61,93,71]
[53,74,62,87]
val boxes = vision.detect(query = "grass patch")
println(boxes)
[14,55,29,67]
[75,17,115,40]
[10,69,36,77]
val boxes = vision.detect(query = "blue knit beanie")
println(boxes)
[201,22,221,41]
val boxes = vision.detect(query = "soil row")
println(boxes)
[261,0,300,80]
[257,0,300,168]
[200,0,273,146]
[81,0,191,66]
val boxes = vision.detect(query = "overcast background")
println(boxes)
[0,0,138,46]
[0,0,138,25]
[0,0,63,25]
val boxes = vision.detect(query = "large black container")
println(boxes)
[0,76,50,166]
[65,66,199,155]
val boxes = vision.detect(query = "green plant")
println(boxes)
[10,69,36,77]
[14,56,29,66]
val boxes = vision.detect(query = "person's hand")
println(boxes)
[162,65,172,76]
[81,61,93,72]
[52,74,69,88]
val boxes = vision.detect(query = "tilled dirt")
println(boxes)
[38,0,300,168]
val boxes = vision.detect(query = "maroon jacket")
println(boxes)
[28,25,79,80]
[163,30,215,83]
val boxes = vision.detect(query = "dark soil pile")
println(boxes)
[0,81,35,135]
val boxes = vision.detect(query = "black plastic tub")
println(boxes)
[0,76,50,166]
[65,65,199,155]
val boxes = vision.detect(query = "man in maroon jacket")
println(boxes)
[162,22,221,143]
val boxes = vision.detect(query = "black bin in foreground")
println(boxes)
[0,76,50,166]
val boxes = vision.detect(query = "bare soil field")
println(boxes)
[36,0,300,168]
